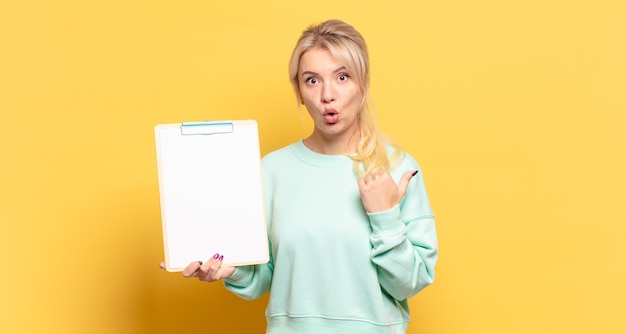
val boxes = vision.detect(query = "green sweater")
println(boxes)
[224,140,438,334]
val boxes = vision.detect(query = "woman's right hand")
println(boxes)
[159,253,236,282]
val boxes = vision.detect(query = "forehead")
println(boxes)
[298,47,347,74]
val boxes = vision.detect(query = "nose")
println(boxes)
[321,83,336,104]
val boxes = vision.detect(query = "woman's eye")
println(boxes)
[305,77,318,85]
[338,74,350,81]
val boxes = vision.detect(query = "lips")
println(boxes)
[323,109,339,124]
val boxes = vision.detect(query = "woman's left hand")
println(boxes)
[357,169,417,213]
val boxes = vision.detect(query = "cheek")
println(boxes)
[346,89,364,109]
[300,92,318,110]
[300,97,317,117]
[299,88,313,105]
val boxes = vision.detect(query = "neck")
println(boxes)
[303,129,359,155]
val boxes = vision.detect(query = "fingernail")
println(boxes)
[219,255,224,261]
[412,170,418,176]
[213,253,220,259]
[198,261,203,265]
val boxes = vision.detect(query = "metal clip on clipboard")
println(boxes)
[180,121,234,135]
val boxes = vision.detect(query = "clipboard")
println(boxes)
[154,120,269,272]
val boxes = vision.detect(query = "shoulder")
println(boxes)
[399,151,420,169]
[386,145,420,172]
[260,142,300,175]
[262,143,295,164]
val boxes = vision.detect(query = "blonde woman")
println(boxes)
[169,19,438,334]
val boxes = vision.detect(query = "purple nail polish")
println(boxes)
[412,170,418,176]
[219,255,224,261]
[213,253,220,259]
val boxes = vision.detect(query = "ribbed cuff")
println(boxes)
[222,266,251,287]
[367,204,404,236]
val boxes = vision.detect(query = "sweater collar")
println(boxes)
[290,140,354,168]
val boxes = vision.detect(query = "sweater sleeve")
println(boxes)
[368,162,438,301]
[222,254,274,300]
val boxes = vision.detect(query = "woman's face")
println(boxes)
[298,47,363,143]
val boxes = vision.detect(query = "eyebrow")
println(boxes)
[301,66,348,77]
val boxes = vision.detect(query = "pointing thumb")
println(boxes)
[397,170,418,199]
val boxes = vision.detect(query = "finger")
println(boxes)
[357,176,366,189]
[182,261,202,277]
[209,255,225,274]
[397,170,418,199]
[159,262,166,270]
[200,253,220,271]
[197,253,224,280]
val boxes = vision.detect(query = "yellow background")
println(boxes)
[1,0,624,333]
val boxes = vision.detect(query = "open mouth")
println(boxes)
[324,110,339,124]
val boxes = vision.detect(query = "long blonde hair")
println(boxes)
[288,19,403,176]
